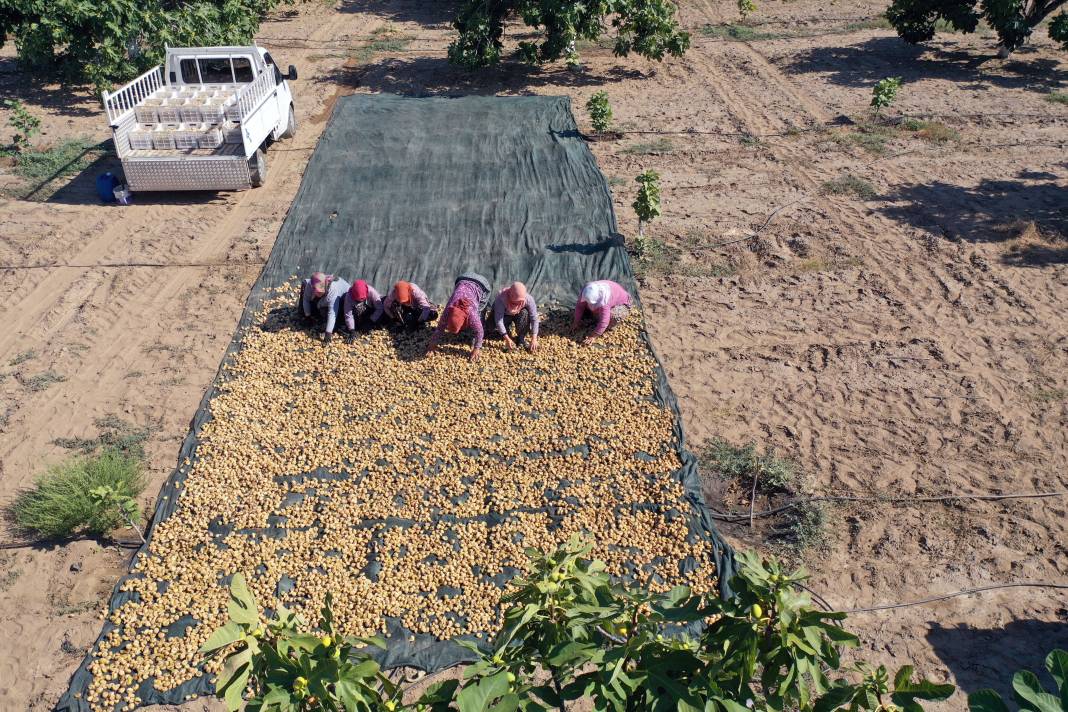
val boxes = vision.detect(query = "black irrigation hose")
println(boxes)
[795,581,1068,613]
[710,490,1068,522]
[840,582,1068,613]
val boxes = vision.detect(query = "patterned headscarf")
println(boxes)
[310,272,331,298]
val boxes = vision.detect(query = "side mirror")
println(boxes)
[287,65,298,81]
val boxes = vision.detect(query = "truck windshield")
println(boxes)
[178,56,258,84]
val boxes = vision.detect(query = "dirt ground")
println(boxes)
[1,0,1066,708]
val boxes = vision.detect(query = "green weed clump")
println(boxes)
[19,370,66,392]
[699,24,778,41]
[53,415,152,458]
[1046,91,1068,105]
[900,118,959,143]
[829,123,895,154]
[822,174,877,200]
[12,449,145,539]
[702,438,795,490]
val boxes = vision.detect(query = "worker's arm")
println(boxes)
[342,293,356,332]
[301,282,314,318]
[571,301,586,331]
[492,295,507,336]
[369,289,385,322]
[593,305,611,336]
[470,308,485,350]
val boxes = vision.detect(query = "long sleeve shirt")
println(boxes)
[303,277,350,334]
[301,278,319,317]
[492,289,539,337]
[383,283,435,322]
[342,285,384,330]
[572,280,631,336]
[430,279,486,350]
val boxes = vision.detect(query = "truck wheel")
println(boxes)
[280,105,297,139]
[249,149,267,188]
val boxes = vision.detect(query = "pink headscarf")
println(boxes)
[504,282,527,315]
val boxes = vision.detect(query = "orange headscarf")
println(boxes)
[393,281,412,305]
[444,298,471,333]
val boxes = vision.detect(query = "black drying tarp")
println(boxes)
[58,94,734,711]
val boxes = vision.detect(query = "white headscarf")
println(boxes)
[581,281,611,309]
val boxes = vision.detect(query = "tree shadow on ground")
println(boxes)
[0,57,101,119]
[782,36,1066,91]
[323,54,642,97]
[878,173,1068,265]
[337,0,460,27]
[927,619,1068,701]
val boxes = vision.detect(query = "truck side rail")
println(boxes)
[102,66,165,126]
[233,68,276,123]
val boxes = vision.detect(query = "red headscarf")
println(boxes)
[394,281,412,305]
[444,298,471,333]
[350,279,369,302]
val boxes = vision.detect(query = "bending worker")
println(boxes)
[383,280,437,329]
[342,279,384,334]
[426,272,491,362]
[493,281,539,353]
[571,279,631,345]
[300,272,351,343]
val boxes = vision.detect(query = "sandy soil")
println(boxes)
[1,0,1066,708]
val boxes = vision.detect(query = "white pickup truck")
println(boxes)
[102,45,297,191]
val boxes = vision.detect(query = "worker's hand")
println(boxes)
[582,335,596,346]
[425,343,437,358]
[322,331,332,344]
[469,347,481,363]
[528,335,539,353]
[502,335,515,351]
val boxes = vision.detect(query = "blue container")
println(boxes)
[96,172,120,203]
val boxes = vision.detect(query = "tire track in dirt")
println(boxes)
[0,7,407,709]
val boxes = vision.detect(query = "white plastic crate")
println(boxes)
[179,104,203,123]
[200,103,226,125]
[151,125,177,150]
[158,101,183,124]
[134,100,162,124]
[198,126,224,149]
[174,123,203,151]
[225,102,243,122]
[222,122,243,145]
[129,124,156,150]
